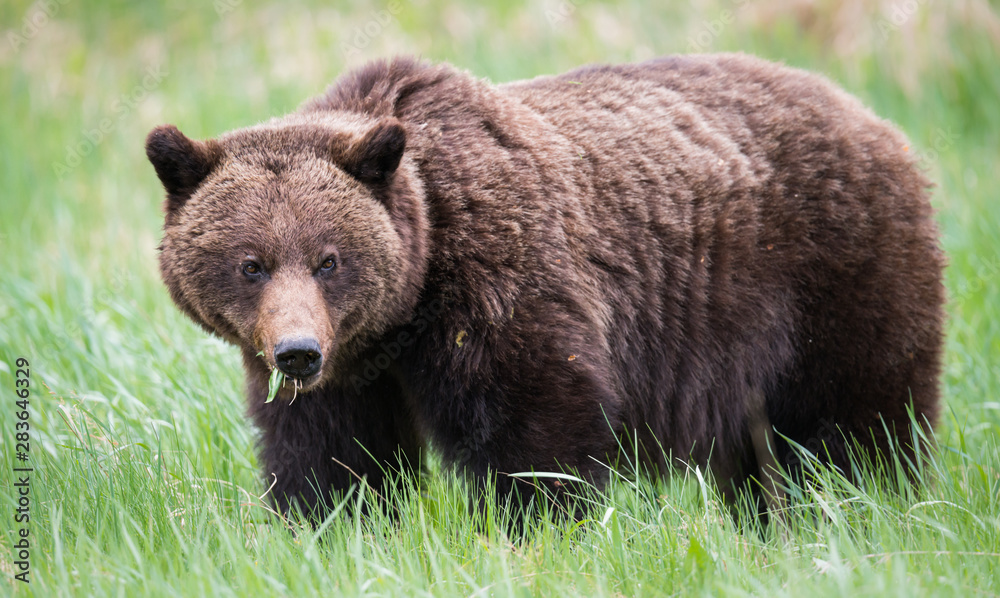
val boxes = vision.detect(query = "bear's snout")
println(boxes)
[274,337,323,379]
[251,270,335,390]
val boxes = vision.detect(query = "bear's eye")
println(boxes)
[242,261,263,277]
[319,256,337,272]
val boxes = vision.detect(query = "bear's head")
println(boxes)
[146,113,427,398]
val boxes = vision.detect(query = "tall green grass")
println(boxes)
[2,1,999,595]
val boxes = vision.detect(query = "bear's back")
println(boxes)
[498,54,942,465]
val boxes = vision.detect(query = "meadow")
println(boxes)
[1,1,999,595]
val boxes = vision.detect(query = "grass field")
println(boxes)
[2,1,999,595]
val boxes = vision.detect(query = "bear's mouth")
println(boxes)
[261,334,330,400]
[272,370,324,401]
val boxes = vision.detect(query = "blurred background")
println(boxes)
[0,0,998,590]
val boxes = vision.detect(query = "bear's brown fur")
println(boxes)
[147,53,945,519]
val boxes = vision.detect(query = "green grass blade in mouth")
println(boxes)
[266,367,285,403]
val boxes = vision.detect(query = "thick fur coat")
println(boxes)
[147,54,945,517]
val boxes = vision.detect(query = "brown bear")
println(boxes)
[146,53,945,520]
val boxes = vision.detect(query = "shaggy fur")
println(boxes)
[147,53,945,518]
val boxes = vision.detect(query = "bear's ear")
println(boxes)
[338,118,406,186]
[145,124,223,211]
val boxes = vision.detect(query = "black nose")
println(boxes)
[274,338,323,379]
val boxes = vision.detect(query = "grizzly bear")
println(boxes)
[146,53,944,520]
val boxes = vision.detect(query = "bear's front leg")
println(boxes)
[433,352,622,525]
[246,362,423,519]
